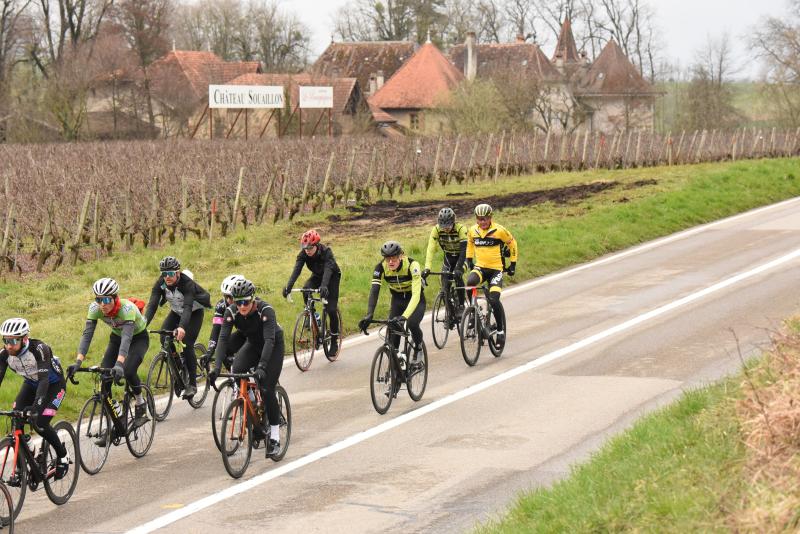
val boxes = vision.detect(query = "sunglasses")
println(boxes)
[95,296,115,305]
[234,298,253,306]
[162,270,178,277]
[2,337,22,346]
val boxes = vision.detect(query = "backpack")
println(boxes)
[126,297,146,314]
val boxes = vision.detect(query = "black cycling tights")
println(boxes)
[15,381,67,459]
[231,333,285,427]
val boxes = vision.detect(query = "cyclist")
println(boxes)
[422,207,467,314]
[281,230,342,354]
[204,274,247,374]
[465,203,517,346]
[357,241,425,362]
[143,256,211,399]
[0,318,69,479]
[209,278,284,456]
[67,278,149,434]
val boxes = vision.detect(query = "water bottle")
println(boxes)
[397,351,407,371]
[248,389,256,404]
[314,311,321,328]
[111,399,122,418]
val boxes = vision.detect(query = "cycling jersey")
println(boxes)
[0,339,64,389]
[208,298,228,348]
[285,243,341,290]
[367,257,423,319]
[424,223,467,270]
[466,222,518,271]
[144,272,211,329]
[78,299,147,358]
[214,299,283,371]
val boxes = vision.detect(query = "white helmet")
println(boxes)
[92,277,119,297]
[1,318,30,337]
[220,274,245,296]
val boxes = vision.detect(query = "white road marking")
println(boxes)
[127,242,800,534]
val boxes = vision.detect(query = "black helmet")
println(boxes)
[159,256,181,271]
[380,241,403,257]
[438,207,455,229]
[229,278,256,299]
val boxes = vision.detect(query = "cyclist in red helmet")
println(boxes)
[282,230,342,354]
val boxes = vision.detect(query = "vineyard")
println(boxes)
[2,127,798,274]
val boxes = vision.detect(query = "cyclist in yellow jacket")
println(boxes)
[465,203,517,346]
[422,207,467,312]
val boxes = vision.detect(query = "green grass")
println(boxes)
[0,157,798,419]
[477,380,745,533]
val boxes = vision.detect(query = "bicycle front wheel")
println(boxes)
[0,437,25,521]
[125,386,156,458]
[407,342,428,402]
[431,292,449,349]
[0,480,14,532]
[370,346,395,415]
[146,351,174,421]
[211,379,236,452]
[220,398,252,479]
[292,311,315,371]
[43,421,79,505]
[459,305,481,366]
[322,308,343,362]
[189,343,210,408]
[76,396,111,475]
[269,386,292,462]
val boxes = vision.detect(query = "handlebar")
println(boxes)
[69,365,123,386]
[360,319,408,337]
[149,329,177,337]
[425,271,453,276]
[286,288,328,306]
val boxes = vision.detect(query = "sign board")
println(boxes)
[208,85,284,109]
[299,86,334,109]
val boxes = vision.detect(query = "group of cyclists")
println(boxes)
[0,201,517,485]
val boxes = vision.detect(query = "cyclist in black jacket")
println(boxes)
[144,256,211,399]
[210,278,284,456]
[203,274,247,373]
[281,229,342,354]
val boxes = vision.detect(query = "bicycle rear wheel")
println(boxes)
[488,306,505,357]
[370,346,395,415]
[43,421,79,505]
[459,305,481,366]
[189,343,210,408]
[220,398,252,479]
[146,351,174,421]
[268,386,292,462]
[76,396,111,475]
[292,311,315,371]
[431,292,449,349]
[0,480,14,532]
[0,437,25,521]
[125,386,156,458]
[322,308,343,362]
[211,379,236,452]
[406,341,428,401]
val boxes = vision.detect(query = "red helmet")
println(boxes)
[300,229,321,248]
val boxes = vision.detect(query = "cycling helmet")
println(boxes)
[159,256,181,271]
[92,277,119,297]
[229,278,256,299]
[220,274,245,296]
[300,229,321,248]
[474,203,493,217]
[380,240,403,257]
[1,318,29,337]
[438,207,455,229]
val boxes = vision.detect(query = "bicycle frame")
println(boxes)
[72,368,129,437]
[0,413,49,487]
[288,288,327,335]
[150,330,188,387]
[368,321,418,381]
[219,374,263,440]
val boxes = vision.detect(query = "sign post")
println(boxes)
[299,86,334,137]
[203,85,285,140]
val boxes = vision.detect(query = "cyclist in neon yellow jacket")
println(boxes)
[423,207,467,311]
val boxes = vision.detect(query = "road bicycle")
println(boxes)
[146,330,209,421]
[363,319,428,415]
[427,270,463,349]
[287,288,342,371]
[0,480,13,532]
[0,409,79,521]
[214,373,291,479]
[72,367,156,475]
[458,283,505,366]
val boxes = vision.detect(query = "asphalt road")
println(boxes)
[15,196,800,533]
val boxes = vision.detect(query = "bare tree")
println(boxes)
[440,0,480,45]
[503,0,537,42]
[475,0,503,43]
[0,0,32,138]
[333,0,446,43]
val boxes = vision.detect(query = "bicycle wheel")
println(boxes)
[0,480,14,532]
[211,379,236,452]
[406,341,429,401]
[146,351,174,421]
[76,396,111,475]
[488,306,505,358]
[269,386,292,462]
[370,346,395,415]
[125,386,156,458]
[220,398,252,479]
[0,437,25,521]
[292,311,315,371]
[431,291,449,349]
[43,421,79,505]
[459,305,481,366]
[322,308,343,362]
[188,343,210,408]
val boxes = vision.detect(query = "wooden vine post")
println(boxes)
[231,167,244,230]
[70,191,91,265]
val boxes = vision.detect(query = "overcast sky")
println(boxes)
[289,0,790,80]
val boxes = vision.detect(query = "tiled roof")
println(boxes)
[577,40,659,96]
[150,50,261,103]
[310,41,416,92]
[449,42,560,82]
[368,42,463,109]
[226,73,360,114]
[553,19,580,63]
[368,102,397,123]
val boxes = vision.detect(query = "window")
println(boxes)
[409,112,420,130]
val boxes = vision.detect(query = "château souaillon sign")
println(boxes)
[209,85,334,109]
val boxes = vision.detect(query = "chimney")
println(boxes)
[516,34,525,43]
[465,31,477,81]
[376,70,385,90]
[369,73,377,95]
